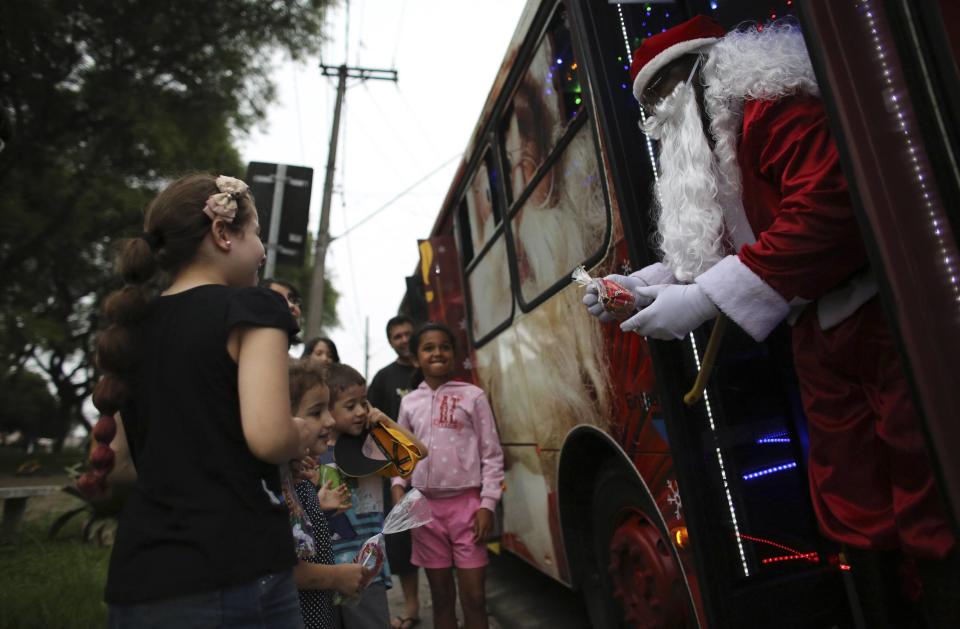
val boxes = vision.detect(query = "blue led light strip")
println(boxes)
[742,461,798,481]
[760,431,788,439]
[756,437,791,444]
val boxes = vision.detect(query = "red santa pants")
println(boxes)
[791,298,955,559]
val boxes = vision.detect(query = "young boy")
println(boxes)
[287,359,365,629]
[320,363,424,629]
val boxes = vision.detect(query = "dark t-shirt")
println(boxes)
[366,361,416,421]
[105,285,299,604]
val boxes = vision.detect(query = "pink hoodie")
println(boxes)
[393,380,504,512]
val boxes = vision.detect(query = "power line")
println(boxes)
[391,0,408,67]
[343,0,350,65]
[335,95,365,337]
[304,61,399,338]
[332,153,462,240]
[362,82,423,170]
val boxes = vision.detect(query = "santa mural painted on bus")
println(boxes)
[581,15,957,626]
[462,27,620,579]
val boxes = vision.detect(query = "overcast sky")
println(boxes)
[241,0,526,376]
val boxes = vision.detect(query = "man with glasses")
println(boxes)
[583,15,957,626]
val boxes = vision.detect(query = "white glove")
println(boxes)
[581,262,678,323]
[620,283,719,339]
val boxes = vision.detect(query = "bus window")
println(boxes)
[501,7,583,205]
[465,235,512,342]
[511,121,607,303]
[455,200,474,265]
[463,152,502,258]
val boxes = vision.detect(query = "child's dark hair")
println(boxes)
[325,363,366,405]
[93,173,257,417]
[260,277,301,304]
[408,322,457,357]
[302,337,340,363]
[289,359,328,411]
[408,322,457,388]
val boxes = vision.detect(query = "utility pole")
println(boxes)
[263,163,287,278]
[305,63,398,338]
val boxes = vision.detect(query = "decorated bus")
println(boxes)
[401,1,960,627]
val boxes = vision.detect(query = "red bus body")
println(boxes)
[403,2,960,627]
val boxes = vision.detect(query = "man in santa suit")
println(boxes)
[583,15,957,625]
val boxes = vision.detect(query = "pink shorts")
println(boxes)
[411,489,489,570]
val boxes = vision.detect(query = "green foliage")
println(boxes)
[48,485,122,546]
[0,501,111,629]
[0,371,59,438]
[0,0,336,445]
[272,231,341,331]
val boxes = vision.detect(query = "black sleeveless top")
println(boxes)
[105,285,299,604]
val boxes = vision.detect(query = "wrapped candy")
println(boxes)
[336,490,433,607]
[572,266,636,320]
[356,534,386,583]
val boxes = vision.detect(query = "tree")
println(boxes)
[0,370,59,448]
[0,0,336,448]
[271,232,341,332]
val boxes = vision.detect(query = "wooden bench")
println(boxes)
[0,485,64,538]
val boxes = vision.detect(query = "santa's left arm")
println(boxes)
[695,96,869,341]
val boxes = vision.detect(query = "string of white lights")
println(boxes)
[617,3,660,189]
[616,3,749,577]
[860,0,960,309]
[689,333,750,576]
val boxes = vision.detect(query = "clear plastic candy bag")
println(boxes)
[335,533,386,607]
[382,489,433,535]
[572,265,636,320]
[356,533,386,577]
[335,490,432,607]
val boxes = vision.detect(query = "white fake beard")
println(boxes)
[642,82,725,282]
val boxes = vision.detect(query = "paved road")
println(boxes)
[386,550,591,629]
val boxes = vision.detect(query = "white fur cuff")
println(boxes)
[695,255,789,342]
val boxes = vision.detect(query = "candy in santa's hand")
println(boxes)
[595,277,636,318]
[572,266,636,320]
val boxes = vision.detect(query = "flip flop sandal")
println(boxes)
[393,617,421,629]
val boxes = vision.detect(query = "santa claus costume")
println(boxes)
[587,14,957,625]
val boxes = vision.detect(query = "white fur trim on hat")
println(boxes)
[694,255,789,342]
[632,38,720,103]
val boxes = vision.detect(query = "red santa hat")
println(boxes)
[630,15,726,103]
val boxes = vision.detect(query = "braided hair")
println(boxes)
[81,173,256,498]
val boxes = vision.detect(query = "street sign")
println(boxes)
[245,162,313,274]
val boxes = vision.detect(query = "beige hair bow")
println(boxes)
[202,175,249,223]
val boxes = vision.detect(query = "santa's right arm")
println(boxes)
[695,96,868,341]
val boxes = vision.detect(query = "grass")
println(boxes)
[0,446,86,478]
[0,491,111,629]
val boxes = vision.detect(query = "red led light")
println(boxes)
[761,552,819,565]
[738,533,802,555]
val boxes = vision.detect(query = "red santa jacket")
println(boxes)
[696,95,877,340]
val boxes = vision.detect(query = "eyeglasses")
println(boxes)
[639,56,702,118]
[639,72,668,118]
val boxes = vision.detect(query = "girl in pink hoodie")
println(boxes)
[391,322,503,629]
